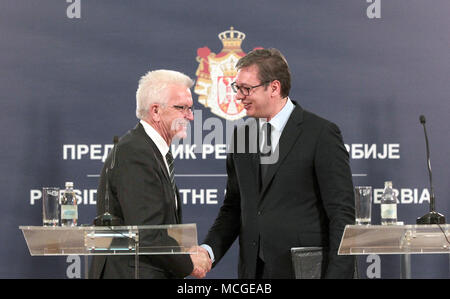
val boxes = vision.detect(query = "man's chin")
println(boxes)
[244,107,257,117]
[171,119,189,140]
[245,110,258,118]
[174,129,188,139]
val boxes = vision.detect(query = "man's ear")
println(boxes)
[149,103,161,122]
[270,80,282,97]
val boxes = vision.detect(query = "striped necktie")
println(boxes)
[165,150,177,196]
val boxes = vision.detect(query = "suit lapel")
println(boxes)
[153,153,181,224]
[260,104,304,197]
[136,123,172,183]
[135,123,180,223]
[231,119,261,195]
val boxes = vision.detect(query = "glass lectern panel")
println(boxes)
[19,224,198,256]
[338,224,450,255]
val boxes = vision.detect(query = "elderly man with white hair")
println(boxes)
[89,70,211,279]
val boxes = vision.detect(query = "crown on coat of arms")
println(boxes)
[218,27,246,49]
[219,62,236,76]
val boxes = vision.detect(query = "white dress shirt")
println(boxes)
[259,97,295,153]
[140,120,177,210]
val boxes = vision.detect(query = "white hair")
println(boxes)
[136,69,194,120]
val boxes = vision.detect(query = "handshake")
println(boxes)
[189,246,213,278]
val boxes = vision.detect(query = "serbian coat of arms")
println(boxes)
[194,27,260,121]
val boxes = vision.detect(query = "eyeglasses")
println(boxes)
[230,81,271,96]
[171,105,193,114]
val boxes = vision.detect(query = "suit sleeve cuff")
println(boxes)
[200,244,215,263]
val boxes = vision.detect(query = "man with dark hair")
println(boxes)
[235,48,291,99]
[201,48,355,278]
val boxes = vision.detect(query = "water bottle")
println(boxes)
[61,182,78,226]
[380,181,397,225]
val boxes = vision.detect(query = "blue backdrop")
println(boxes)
[1,0,449,278]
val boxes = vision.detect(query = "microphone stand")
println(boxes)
[416,115,445,224]
[94,136,122,226]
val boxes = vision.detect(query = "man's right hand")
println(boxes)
[189,246,212,278]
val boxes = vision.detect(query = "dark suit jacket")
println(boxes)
[89,122,193,279]
[204,102,355,278]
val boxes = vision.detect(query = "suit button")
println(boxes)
[252,241,257,246]
[257,211,262,216]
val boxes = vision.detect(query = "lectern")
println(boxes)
[20,224,198,279]
[338,224,450,278]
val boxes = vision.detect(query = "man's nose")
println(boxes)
[235,93,245,102]
[186,110,194,121]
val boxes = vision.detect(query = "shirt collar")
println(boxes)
[259,97,295,132]
[140,120,170,157]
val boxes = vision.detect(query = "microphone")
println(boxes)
[94,136,123,226]
[416,115,446,224]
